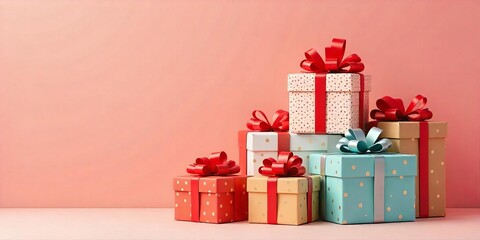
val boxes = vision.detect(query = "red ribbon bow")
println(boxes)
[247,110,289,132]
[300,38,365,73]
[259,152,306,177]
[370,95,433,121]
[187,151,240,176]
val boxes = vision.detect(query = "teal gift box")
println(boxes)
[309,153,417,224]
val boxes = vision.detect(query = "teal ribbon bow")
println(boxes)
[336,127,392,153]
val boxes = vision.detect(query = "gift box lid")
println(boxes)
[246,175,321,194]
[376,121,447,139]
[173,175,246,193]
[239,130,341,152]
[290,133,342,151]
[309,153,417,178]
[287,73,371,92]
[238,130,289,151]
[246,132,284,151]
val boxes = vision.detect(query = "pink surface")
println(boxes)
[0,1,479,207]
[0,208,478,239]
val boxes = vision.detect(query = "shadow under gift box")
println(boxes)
[247,175,321,225]
[288,73,371,134]
[173,175,248,223]
[238,130,342,176]
[309,153,417,224]
[375,121,447,218]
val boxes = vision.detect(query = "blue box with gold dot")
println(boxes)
[309,153,417,224]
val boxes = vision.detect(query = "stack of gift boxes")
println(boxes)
[173,38,447,225]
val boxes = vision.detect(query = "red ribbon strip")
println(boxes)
[266,176,313,224]
[259,152,306,177]
[314,74,327,133]
[247,110,289,132]
[187,152,240,176]
[419,122,429,217]
[267,177,278,224]
[306,177,313,222]
[233,177,247,221]
[190,177,200,222]
[300,38,365,133]
[370,95,433,121]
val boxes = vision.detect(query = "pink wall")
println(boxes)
[0,0,479,208]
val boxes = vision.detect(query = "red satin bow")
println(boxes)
[259,152,306,177]
[187,152,240,176]
[247,110,289,132]
[370,95,433,121]
[300,38,364,73]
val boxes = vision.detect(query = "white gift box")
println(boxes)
[239,131,341,176]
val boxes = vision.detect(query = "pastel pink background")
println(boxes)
[0,0,479,208]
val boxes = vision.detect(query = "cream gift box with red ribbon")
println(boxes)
[247,152,321,225]
[288,38,371,134]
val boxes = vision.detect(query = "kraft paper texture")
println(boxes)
[247,176,320,225]
[378,121,447,217]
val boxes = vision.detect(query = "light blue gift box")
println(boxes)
[309,153,417,224]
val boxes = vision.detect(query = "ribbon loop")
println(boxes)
[300,38,364,73]
[247,110,289,132]
[187,151,240,176]
[337,127,392,154]
[370,95,433,121]
[259,152,306,177]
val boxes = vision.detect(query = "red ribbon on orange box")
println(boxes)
[370,95,433,218]
[300,38,366,133]
[186,152,241,222]
[260,152,312,224]
[370,95,433,121]
[418,121,429,217]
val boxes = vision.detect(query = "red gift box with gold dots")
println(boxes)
[173,175,248,223]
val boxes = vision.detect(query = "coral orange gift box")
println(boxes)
[238,110,341,176]
[370,95,447,218]
[173,152,248,223]
[247,152,320,225]
[288,38,371,134]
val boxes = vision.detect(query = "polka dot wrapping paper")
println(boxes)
[246,175,321,225]
[376,121,448,218]
[288,73,371,134]
[309,153,417,224]
[173,175,248,223]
